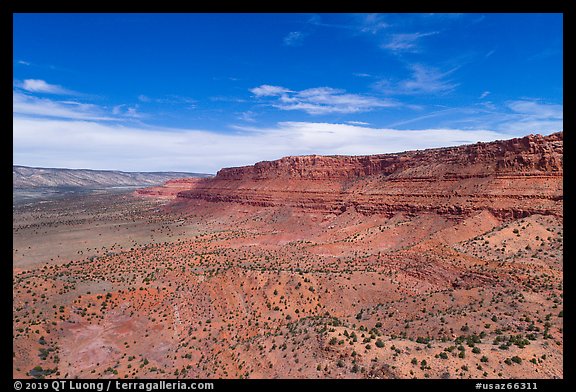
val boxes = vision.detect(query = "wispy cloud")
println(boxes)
[374,64,458,95]
[479,91,491,99]
[250,85,293,97]
[527,47,562,62]
[383,31,439,53]
[13,91,114,121]
[507,100,562,118]
[353,72,372,78]
[306,14,357,31]
[359,14,389,34]
[383,98,563,135]
[395,99,563,133]
[251,85,397,115]
[17,60,31,66]
[283,31,307,46]
[500,100,563,132]
[13,89,150,121]
[112,104,145,118]
[17,79,78,95]
[385,107,461,128]
[137,94,196,106]
[237,111,257,122]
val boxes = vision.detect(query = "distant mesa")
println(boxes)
[13,165,212,189]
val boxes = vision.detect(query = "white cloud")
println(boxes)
[375,64,458,95]
[506,100,562,118]
[18,79,77,95]
[112,105,124,115]
[500,100,563,132]
[17,60,31,66]
[137,94,196,106]
[383,31,438,53]
[403,100,563,134]
[479,91,491,99]
[347,121,370,125]
[251,85,396,114]
[13,90,148,121]
[112,104,145,118]
[238,111,257,122]
[13,91,114,121]
[250,85,293,97]
[359,14,389,34]
[126,107,141,118]
[284,31,307,46]
[14,112,527,174]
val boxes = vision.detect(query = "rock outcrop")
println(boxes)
[141,132,563,219]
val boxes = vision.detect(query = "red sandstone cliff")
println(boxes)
[140,132,563,219]
[135,178,206,198]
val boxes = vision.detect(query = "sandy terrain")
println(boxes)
[13,191,562,379]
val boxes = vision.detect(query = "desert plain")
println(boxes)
[13,133,563,379]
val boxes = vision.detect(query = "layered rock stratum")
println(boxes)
[142,132,563,219]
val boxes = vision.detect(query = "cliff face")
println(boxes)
[216,133,562,180]
[145,133,563,219]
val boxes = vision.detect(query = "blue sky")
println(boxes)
[13,13,563,173]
